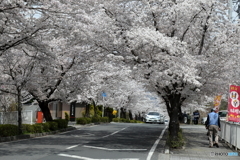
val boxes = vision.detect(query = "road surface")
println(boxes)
[0,122,168,160]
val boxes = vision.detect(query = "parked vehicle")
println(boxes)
[219,110,228,121]
[143,111,165,124]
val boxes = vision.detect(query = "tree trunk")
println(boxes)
[92,99,98,117]
[17,88,23,135]
[168,104,180,144]
[38,101,53,121]
[120,108,126,119]
[163,93,184,147]
[85,104,90,117]
[135,114,138,120]
[129,110,133,120]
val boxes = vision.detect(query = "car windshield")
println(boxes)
[148,112,159,116]
[219,111,227,117]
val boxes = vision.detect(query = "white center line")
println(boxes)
[146,125,168,160]
[102,127,127,138]
[66,145,79,149]
[83,145,147,151]
[58,153,139,160]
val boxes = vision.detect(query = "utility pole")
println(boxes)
[101,92,107,117]
[102,96,104,117]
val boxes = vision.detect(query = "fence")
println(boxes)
[219,120,240,150]
[0,110,34,125]
[0,111,18,125]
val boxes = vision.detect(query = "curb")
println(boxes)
[0,126,76,143]
[158,127,170,160]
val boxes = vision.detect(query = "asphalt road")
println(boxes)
[0,122,168,160]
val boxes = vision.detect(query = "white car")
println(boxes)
[144,111,165,124]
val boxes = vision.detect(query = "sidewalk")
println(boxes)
[159,124,240,160]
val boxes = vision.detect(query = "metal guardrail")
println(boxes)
[219,120,240,150]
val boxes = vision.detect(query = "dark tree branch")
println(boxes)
[46,56,76,98]
[152,12,159,31]
[181,9,204,41]
[198,5,214,55]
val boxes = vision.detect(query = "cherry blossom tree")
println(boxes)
[0,1,94,122]
[0,0,110,121]
[0,48,37,134]
[1,1,239,146]
[78,0,239,145]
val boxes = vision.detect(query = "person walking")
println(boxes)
[187,113,191,124]
[183,111,187,124]
[205,109,215,142]
[193,110,200,124]
[205,108,214,136]
[205,107,221,148]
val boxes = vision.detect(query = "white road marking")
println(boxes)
[83,145,147,151]
[66,145,79,149]
[146,125,168,160]
[102,127,127,138]
[58,153,139,160]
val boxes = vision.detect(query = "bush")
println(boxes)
[129,120,143,123]
[85,117,92,124]
[32,124,43,133]
[112,118,120,122]
[53,119,68,129]
[91,117,100,123]
[65,112,69,121]
[42,123,50,132]
[76,117,92,124]
[112,118,142,123]
[100,117,109,123]
[22,124,35,134]
[0,124,18,137]
[123,119,130,123]
[119,118,124,122]
[76,117,87,125]
[47,121,58,131]
[118,118,130,123]
[130,120,137,123]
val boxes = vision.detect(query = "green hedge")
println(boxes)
[47,121,58,131]
[112,118,143,123]
[0,116,110,137]
[22,124,35,133]
[76,117,88,125]
[32,123,43,133]
[91,117,100,123]
[0,124,18,137]
[42,123,50,132]
[100,117,109,123]
[53,119,68,129]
